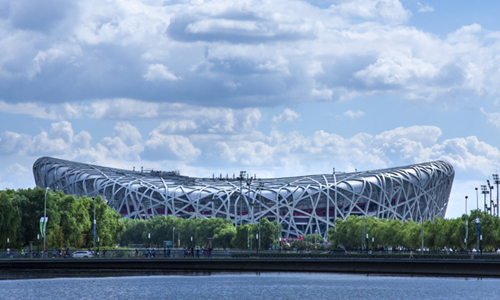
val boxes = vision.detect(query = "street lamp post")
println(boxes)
[315,229,317,249]
[493,174,500,217]
[258,181,264,255]
[481,185,489,213]
[372,237,374,252]
[361,217,366,251]
[480,234,483,256]
[487,180,494,216]
[490,183,494,216]
[239,171,246,226]
[173,227,175,249]
[421,215,424,254]
[37,234,40,259]
[148,232,151,247]
[465,196,468,251]
[476,187,480,252]
[365,233,368,254]
[248,227,250,250]
[43,187,49,252]
[93,197,96,254]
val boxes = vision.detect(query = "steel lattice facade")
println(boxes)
[33,157,454,239]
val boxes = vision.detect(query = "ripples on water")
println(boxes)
[1,273,499,300]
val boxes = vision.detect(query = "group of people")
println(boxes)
[143,247,157,258]
[182,246,212,258]
[136,246,212,259]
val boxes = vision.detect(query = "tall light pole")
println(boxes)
[277,193,282,252]
[465,196,468,251]
[239,171,246,226]
[476,187,479,252]
[172,227,175,249]
[315,229,317,249]
[421,213,424,254]
[93,197,96,253]
[481,185,489,213]
[258,181,264,255]
[493,174,500,217]
[43,187,49,252]
[487,180,494,216]
[366,233,368,254]
[361,217,366,251]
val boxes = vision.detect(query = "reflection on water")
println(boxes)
[0,273,499,300]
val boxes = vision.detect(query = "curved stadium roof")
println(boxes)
[33,157,454,239]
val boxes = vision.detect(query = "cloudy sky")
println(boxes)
[1,0,500,218]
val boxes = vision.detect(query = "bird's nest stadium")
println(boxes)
[33,157,454,239]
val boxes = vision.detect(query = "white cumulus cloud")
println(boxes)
[417,2,434,13]
[272,108,300,123]
[344,110,365,118]
[143,64,180,81]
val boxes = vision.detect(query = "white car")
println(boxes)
[71,251,94,258]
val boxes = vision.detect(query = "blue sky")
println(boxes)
[1,0,500,218]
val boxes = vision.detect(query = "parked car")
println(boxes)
[71,251,94,258]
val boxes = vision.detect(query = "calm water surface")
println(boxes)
[0,273,498,300]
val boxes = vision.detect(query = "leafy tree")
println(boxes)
[231,224,252,249]
[0,191,21,249]
[303,233,323,244]
[213,223,236,249]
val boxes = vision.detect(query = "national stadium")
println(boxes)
[33,157,454,239]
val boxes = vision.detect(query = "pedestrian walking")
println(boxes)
[308,248,312,258]
[409,250,413,259]
[112,248,116,257]
[196,247,200,258]
[183,247,187,258]
[103,249,107,257]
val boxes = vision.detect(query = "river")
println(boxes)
[0,272,498,299]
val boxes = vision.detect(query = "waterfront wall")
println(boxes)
[2,258,500,279]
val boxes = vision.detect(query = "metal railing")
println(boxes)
[1,249,499,260]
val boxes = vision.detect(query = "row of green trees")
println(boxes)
[328,211,500,251]
[0,188,124,249]
[118,215,282,249]
[3,188,500,251]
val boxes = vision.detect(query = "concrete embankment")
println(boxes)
[1,258,500,279]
